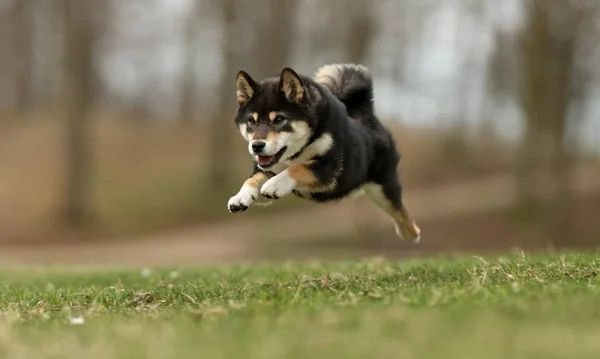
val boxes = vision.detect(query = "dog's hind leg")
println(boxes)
[361,180,420,243]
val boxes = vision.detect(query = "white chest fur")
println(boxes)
[268,132,333,174]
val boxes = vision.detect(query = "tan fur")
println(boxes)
[400,215,421,240]
[361,183,421,243]
[287,161,317,187]
[287,160,337,193]
[244,172,268,188]
[266,131,279,143]
[268,111,278,121]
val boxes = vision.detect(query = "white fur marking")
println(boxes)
[269,132,334,178]
[273,132,291,155]
[260,170,297,199]
[295,133,333,162]
[227,184,259,212]
[279,122,311,160]
[239,123,249,141]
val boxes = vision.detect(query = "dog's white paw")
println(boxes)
[260,172,296,199]
[227,185,259,213]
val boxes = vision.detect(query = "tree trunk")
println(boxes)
[10,0,34,115]
[252,0,295,78]
[179,0,201,124]
[62,0,96,227]
[206,0,242,187]
[517,0,581,246]
[344,0,375,64]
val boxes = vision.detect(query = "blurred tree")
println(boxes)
[23,0,66,112]
[204,0,297,187]
[342,0,375,65]
[0,5,11,112]
[484,29,518,138]
[254,0,296,78]
[62,0,105,227]
[440,0,487,165]
[179,0,202,124]
[206,0,243,187]
[9,0,34,115]
[307,0,375,65]
[518,0,592,246]
[487,31,517,108]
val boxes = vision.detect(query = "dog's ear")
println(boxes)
[236,71,258,107]
[279,67,305,104]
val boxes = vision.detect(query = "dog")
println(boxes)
[226,63,420,243]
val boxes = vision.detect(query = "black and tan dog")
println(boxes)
[227,63,420,243]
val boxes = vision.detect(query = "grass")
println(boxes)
[0,252,599,358]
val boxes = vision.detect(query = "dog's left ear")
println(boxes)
[279,67,305,104]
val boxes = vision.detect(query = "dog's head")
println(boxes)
[233,67,316,170]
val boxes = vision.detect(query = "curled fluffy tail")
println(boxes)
[313,63,375,119]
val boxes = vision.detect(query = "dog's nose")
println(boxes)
[252,141,266,153]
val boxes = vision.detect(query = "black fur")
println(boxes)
[234,64,405,209]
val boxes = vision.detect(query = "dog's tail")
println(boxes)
[313,63,374,120]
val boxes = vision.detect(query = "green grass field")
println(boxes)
[0,252,599,358]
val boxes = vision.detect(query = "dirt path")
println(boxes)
[1,168,598,266]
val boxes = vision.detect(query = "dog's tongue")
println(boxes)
[257,155,273,166]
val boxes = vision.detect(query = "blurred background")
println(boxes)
[0,0,599,265]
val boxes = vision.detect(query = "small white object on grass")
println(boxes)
[141,268,152,278]
[70,316,85,325]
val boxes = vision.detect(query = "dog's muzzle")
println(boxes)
[251,140,266,154]
[255,146,287,168]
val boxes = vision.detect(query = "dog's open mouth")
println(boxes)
[257,146,287,168]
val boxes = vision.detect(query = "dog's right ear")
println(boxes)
[236,71,258,107]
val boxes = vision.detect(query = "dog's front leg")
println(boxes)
[261,160,330,199]
[227,171,269,213]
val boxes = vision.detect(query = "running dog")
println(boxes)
[227,63,420,243]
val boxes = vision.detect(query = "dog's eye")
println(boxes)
[247,116,256,124]
[273,115,286,124]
